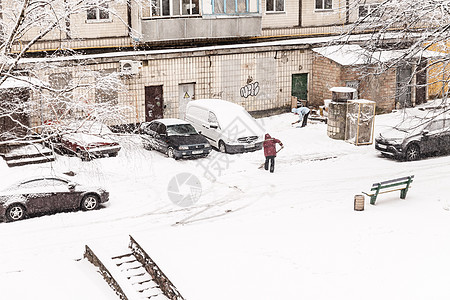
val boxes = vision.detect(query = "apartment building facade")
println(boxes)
[4,0,413,129]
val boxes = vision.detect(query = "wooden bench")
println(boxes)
[363,175,414,205]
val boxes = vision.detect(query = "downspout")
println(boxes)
[345,0,349,24]
[127,0,132,36]
[298,0,302,27]
[64,0,71,39]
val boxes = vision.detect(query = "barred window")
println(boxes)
[49,72,73,117]
[95,69,118,105]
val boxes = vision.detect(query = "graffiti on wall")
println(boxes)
[240,81,260,98]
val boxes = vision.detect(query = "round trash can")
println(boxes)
[354,194,365,211]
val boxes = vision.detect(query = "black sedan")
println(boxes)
[0,176,109,222]
[140,118,212,159]
[375,115,450,161]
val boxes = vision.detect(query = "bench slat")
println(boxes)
[371,175,414,187]
[364,186,412,197]
[370,181,410,191]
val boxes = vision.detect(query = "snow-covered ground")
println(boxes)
[1,108,450,300]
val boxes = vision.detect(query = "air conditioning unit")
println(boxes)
[119,60,142,75]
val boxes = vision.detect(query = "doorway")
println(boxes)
[415,60,427,106]
[292,74,308,106]
[396,65,412,108]
[178,83,195,119]
[144,85,163,122]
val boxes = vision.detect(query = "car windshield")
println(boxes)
[394,117,429,133]
[166,124,198,136]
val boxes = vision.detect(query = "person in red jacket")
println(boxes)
[263,133,283,173]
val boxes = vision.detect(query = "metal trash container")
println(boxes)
[354,194,365,211]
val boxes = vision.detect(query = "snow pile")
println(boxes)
[0,107,450,299]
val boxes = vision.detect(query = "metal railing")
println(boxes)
[129,235,185,300]
[84,245,128,300]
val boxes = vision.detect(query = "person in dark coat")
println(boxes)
[263,133,283,173]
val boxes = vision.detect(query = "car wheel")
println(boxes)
[167,147,175,159]
[406,144,420,161]
[109,152,118,157]
[6,204,26,222]
[76,149,90,161]
[81,194,99,211]
[53,143,65,155]
[219,141,227,153]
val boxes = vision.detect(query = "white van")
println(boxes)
[184,99,265,153]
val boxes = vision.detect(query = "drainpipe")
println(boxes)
[345,0,349,24]
[127,0,132,36]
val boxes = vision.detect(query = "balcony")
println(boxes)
[140,15,261,42]
[138,0,261,42]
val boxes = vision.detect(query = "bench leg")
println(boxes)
[370,195,377,205]
[400,188,408,199]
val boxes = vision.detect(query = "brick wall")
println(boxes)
[312,54,397,113]
[311,54,341,106]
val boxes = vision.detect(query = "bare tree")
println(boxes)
[0,0,135,146]
[340,0,450,107]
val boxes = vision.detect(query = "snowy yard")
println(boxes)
[1,109,450,300]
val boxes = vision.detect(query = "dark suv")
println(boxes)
[140,118,212,159]
[375,115,450,161]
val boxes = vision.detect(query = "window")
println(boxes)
[156,124,166,135]
[358,4,380,19]
[49,72,73,118]
[315,0,332,10]
[87,2,109,21]
[95,70,118,105]
[149,122,159,132]
[142,0,199,18]
[20,178,68,189]
[266,0,284,12]
[213,0,249,13]
[427,120,445,132]
[208,112,218,124]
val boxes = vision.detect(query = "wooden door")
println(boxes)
[396,65,412,108]
[144,85,164,122]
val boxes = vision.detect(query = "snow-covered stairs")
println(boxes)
[1,143,55,167]
[85,235,185,300]
[112,252,168,299]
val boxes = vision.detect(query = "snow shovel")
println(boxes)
[258,147,283,169]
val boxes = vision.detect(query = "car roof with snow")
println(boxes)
[187,99,264,136]
[0,176,72,193]
[189,99,245,110]
[153,118,190,126]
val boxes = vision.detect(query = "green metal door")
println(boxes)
[292,74,308,105]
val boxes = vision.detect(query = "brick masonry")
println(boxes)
[311,53,398,113]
